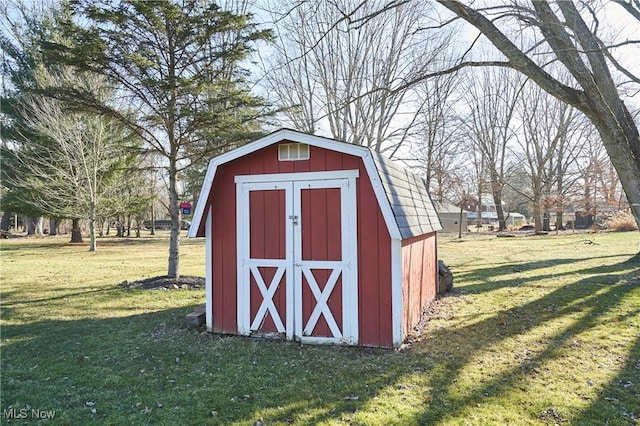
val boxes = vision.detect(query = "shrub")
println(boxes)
[606,211,639,231]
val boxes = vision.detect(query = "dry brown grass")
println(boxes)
[607,210,639,231]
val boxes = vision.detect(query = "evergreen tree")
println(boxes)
[46,0,274,277]
[1,2,66,236]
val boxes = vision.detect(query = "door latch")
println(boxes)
[289,215,298,225]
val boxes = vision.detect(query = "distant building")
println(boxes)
[435,202,468,233]
[465,194,527,229]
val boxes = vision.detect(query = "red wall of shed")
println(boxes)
[204,142,394,346]
[401,232,438,335]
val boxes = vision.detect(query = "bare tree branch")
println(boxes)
[436,0,589,109]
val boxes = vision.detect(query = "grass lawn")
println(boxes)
[1,231,639,425]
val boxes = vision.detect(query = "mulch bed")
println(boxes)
[119,275,205,291]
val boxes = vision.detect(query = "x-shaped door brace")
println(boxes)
[301,267,343,338]
[249,265,286,332]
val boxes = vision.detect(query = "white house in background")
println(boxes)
[465,194,527,229]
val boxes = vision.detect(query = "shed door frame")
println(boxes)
[235,170,359,345]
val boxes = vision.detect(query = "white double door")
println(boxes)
[236,171,358,344]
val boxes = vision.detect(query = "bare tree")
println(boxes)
[462,66,524,230]
[409,71,466,201]
[444,159,478,237]
[514,82,583,233]
[435,0,640,239]
[574,133,624,224]
[550,113,591,230]
[464,133,490,230]
[262,0,453,153]
[12,70,140,251]
[597,160,625,208]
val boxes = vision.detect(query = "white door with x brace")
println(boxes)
[235,170,358,345]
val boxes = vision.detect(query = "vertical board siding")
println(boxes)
[357,170,393,348]
[206,141,394,346]
[248,189,287,334]
[249,190,285,259]
[376,212,393,347]
[326,188,342,260]
[401,233,438,334]
[208,166,239,333]
[301,188,342,261]
[300,186,343,338]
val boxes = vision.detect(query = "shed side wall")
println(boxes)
[209,165,238,333]
[401,232,438,334]
[205,142,393,346]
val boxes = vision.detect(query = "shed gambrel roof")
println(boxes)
[188,129,442,240]
[371,152,441,238]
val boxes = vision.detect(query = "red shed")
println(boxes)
[188,129,442,348]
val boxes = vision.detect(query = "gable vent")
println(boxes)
[278,143,310,161]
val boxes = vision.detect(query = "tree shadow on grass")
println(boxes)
[1,304,412,425]
[1,257,637,425]
[1,286,123,307]
[572,336,640,424]
[0,286,128,322]
[453,254,628,296]
[216,255,638,425]
[410,257,639,424]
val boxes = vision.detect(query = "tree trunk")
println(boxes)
[150,206,155,236]
[26,216,44,236]
[543,211,551,232]
[135,220,141,238]
[97,218,104,237]
[0,212,10,232]
[555,209,564,231]
[592,114,640,232]
[555,178,565,231]
[491,183,507,231]
[49,218,59,236]
[476,183,483,232]
[168,155,181,279]
[532,197,543,234]
[89,202,97,252]
[70,218,83,243]
[116,215,123,237]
